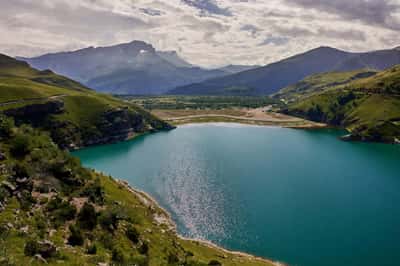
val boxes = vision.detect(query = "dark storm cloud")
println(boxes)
[284,0,400,30]
[182,0,232,16]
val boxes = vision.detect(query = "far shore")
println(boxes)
[151,107,326,129]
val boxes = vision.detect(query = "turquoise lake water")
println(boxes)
[73,124,400,266]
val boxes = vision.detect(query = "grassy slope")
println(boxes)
[0,54,171,148]
[0,54,277,265]
[273,69,377,102]
[280,66,400,142]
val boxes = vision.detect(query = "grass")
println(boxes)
[123,95,280,110]
[280,65,400,142]
[274,69,377,103]
[0,54,278,265]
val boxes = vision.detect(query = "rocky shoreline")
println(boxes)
[116,179,286,266]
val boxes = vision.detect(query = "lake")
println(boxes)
[73,124,400,266]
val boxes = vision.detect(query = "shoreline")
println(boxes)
[115,178,286,266]
[167,116,327,129]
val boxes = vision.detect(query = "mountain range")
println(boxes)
[170,46,400,96]
[18,41,257,95]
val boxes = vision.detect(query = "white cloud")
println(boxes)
[0,0,399,67]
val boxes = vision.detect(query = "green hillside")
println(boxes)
[280,66,400,143]
[0,54,277,266]
[0,54,172,149]
[273,69,377,103]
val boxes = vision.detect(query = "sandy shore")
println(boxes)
[152,108,326,129]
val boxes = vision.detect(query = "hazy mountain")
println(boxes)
[169,46,400,96]
[18,41,231,95]
[157,50,193,68]
[217,64,260,74]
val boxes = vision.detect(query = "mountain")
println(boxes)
[217,64,260,74]
[0,54,276,266]
[18,41,230,95]
[278,66,400,143]
[169,46,400,96]
[157,50,193,68]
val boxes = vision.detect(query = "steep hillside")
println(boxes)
[18,41,229,95]
[170,47,400,96]
[273,69,377,102]
[0,119,277,266]
[0,54,278,265]
[0,54,172,149]
[280,66,400,143]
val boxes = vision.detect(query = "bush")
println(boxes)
[19,190,36,211]
[86,243,97,255]
[68,224,84,246]
[81,178,105,204]
[168,252,180,264]
[98,209,119,232]
[112,248,125,264]
[208,260,221,266]
[0,115,14,138]
[138,242,149,255]
[77,202,97,230]
[10,134,31,157]
[24,239,39,256]
[126,225,140,244]
[47,197,77,227]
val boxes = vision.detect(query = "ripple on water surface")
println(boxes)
[73,124,400,266]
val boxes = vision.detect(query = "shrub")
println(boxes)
[24,239,39,256]
[47,197,77,227]
[112,248,125,264]
[77,202,97,230]
[98,209,119,232]
[0,115,14,138]
[168,252,180,264]
[68,224,84,246]
[138,242,149,255]
[19,190,36,211]
[126,225,140,244]
[86,243,97,255]
[81,178,105,204]
[10,133,31,157]
[208,260,222,266]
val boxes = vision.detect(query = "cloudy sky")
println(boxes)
[1,0,400,67]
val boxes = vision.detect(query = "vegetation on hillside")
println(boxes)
[122,95,279,110]
[0,54,277,265]
[0,54,172,149]
[279,66,400,143]
[273,69,377,103]
[0,116,276,265]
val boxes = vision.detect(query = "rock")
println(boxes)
[16,177,28,184]
[4,101,64,127]
[37,240,57,258]
[20,225,29,234]
[1,181,16,192]
[6,223,13,229]
[33,254,48,264]
[0,152,6,161]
